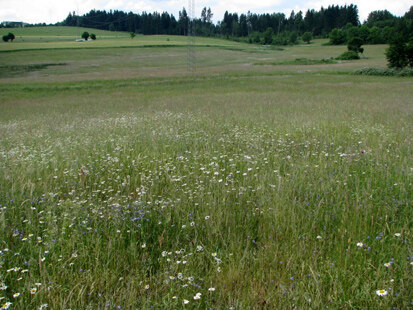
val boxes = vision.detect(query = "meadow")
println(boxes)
[0,27,412,309]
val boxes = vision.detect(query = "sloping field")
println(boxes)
[0,26,244,51]
[0,27,412,309]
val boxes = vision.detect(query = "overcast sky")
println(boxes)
[0,0,410,25]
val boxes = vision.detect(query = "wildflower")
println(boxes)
[13,293,20,298]
[30,288,37,294]
[194,293,201,300]
[196,246,203,252]
[356,242,364,247]
[1,302,12,309]
[384,262,391,268]
[144,285,149,289]
[35,283,42,286]
[217,267,222,272]
[183,299,189,304]
[361,149,365,154]
[205,216,210,220]
[208,287,215,292]
[142,243,146,249]
[394,233,401,237]
[0,284,7,290]
[172,296,177,300]
[212,253,217,257]
[316,235,322,239]
[376,289,388,296]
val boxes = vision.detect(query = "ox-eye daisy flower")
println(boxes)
[1,302,12,309]
[376,289,388,296]
[356,242,364,247]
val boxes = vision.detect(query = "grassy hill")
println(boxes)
[0,26,245,51]
[0,26,127,37]
[0,24,411,310]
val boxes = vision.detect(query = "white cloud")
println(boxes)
[0,0,410,24]
[304,0,409,22]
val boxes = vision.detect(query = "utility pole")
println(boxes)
[187,0,196,73]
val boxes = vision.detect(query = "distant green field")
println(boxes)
[0,26,126,37]
[0,26,411,309]
[0,26,244,50]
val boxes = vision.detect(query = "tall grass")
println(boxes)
[0,37,412,309]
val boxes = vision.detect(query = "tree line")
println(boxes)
[57,5,359,39]
[329,7,413,45]
[4,4,407,47]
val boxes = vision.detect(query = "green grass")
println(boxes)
[0,26,412,309]
[0,27,245,51]
[254,57,338,66]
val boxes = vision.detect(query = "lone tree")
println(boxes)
[302,32,313,44]
[2,33,15,42]
[348,37,364,54]
[386,36,408,68]
[81,31,90,41]
[8,32,15,42]
[130,32,136,39]
[90,33,96,40]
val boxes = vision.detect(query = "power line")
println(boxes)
[187,0,196,73]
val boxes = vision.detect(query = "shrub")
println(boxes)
[263,27,274,45]
[354,67,413,77]
[81,31,90,41]
[406,39,413,67]
[329,28,346,45]
[2,35,9,42]
[130,32,136,39]
[90,33,96,40]
[253,33,261,44]
[336,50,360,60]
[7,32,15,42]
[302,32,312,44]
[386,38,408,68]
[289,32,298,44]
[348,37,364,53]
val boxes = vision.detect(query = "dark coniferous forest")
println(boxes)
[6,4,413,45]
